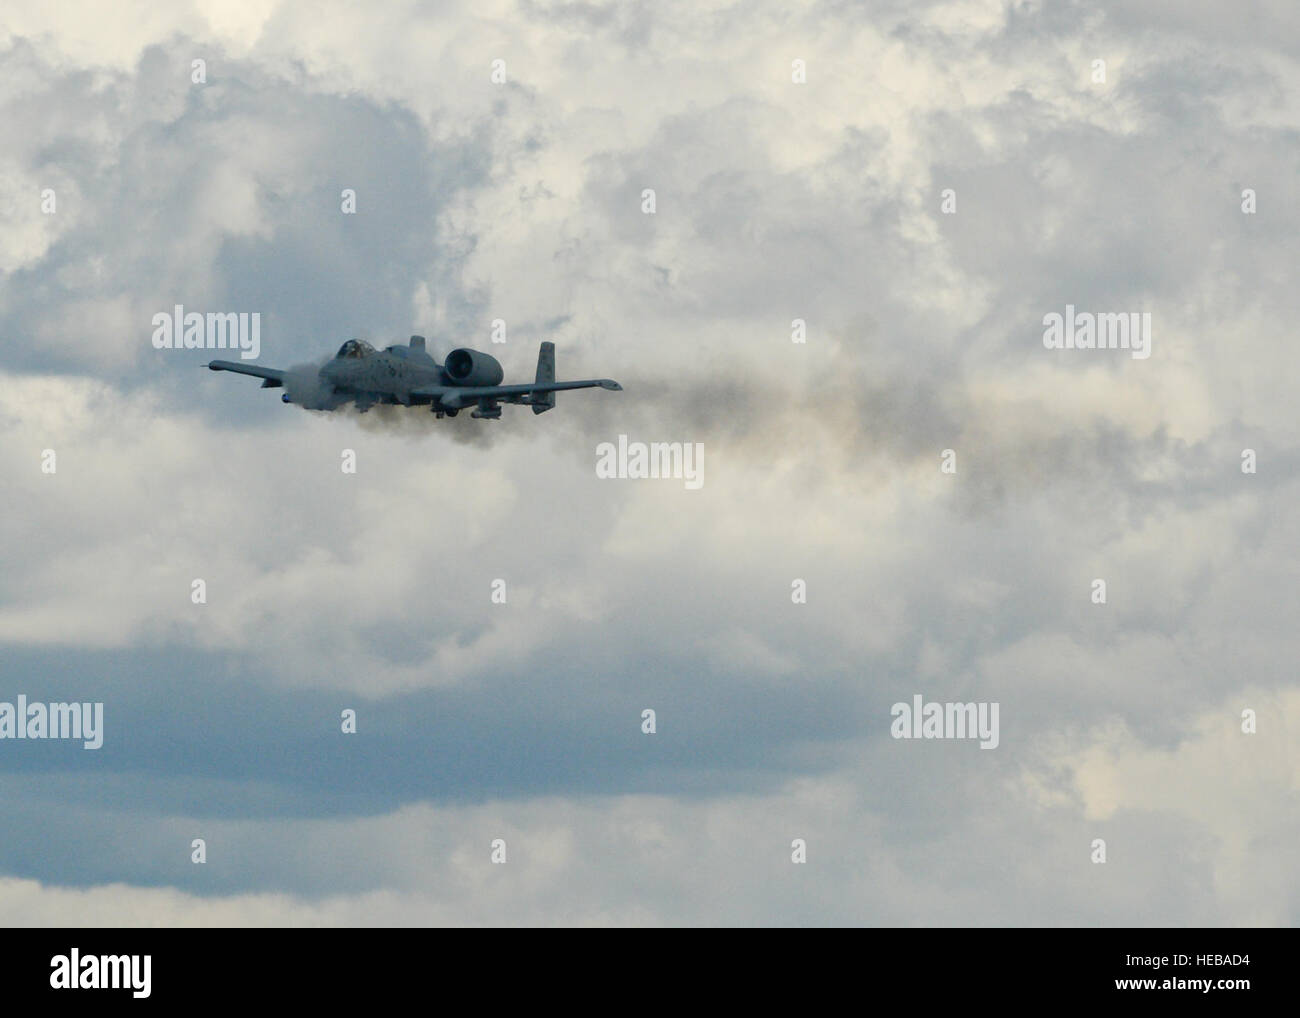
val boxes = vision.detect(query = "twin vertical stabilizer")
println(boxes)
[532,341,556,414]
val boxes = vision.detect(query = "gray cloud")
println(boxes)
[0,0,1296,926]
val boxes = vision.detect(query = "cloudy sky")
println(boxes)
[1,0,1296,926]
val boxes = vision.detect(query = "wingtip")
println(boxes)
[601,379,623,391]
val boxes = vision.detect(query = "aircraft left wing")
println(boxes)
[207,360,286,389]
[410,378,622,406]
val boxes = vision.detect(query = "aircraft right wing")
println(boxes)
[207,360,286,388]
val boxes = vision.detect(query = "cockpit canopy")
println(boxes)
[336,339,375,359]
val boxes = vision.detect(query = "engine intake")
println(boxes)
[444,348,504,387]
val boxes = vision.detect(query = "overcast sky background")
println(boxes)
[0,0,1297,926]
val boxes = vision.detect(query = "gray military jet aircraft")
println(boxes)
[207,336,621,419]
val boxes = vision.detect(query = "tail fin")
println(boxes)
[532,341,556,414]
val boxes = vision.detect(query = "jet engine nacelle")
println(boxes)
[443,348,504,387]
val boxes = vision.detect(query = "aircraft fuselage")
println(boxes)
[208,335,621,419]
